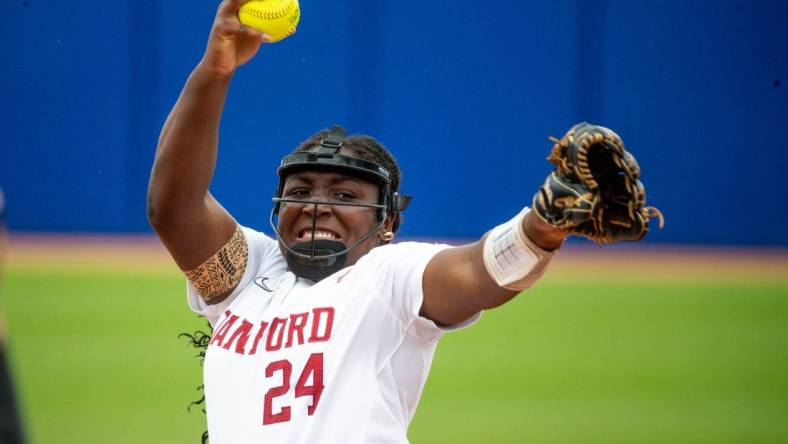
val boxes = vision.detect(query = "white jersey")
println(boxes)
[187,226,480,444]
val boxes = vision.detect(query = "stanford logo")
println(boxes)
[210,307,335,355]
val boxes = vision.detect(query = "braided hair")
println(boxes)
[180,323,211,444]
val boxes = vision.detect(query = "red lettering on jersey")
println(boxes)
[263,360,292,425]
[295,353,325,415]
[223,319,254,354]
[285,312,309,348]
[210,313,239,348]
[262,354,325,425]
[308,307,335,342]
[266,317,288,352]
[248,320,269,355]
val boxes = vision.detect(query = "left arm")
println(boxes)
[421,121,663,326]
[421,209,565,326]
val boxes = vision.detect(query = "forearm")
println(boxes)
[462,210,563,310]
[147,64,233,226]
[422,236,534,326]
[422,208,563,325]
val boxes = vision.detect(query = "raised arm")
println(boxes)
[147,0,268,271]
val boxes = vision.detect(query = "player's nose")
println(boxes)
[301,200,334,217]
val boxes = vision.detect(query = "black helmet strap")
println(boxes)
[316,126,346,155]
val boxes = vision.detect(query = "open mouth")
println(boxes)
[295,229,341,243]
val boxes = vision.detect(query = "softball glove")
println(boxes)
[532,122,664,244]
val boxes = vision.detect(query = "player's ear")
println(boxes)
[377,215,395,244]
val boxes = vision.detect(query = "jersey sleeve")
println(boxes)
[368,242,481,343]
[186,226,280,326]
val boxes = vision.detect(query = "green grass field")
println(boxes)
[2,240,787,443]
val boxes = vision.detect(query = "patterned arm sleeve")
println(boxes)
[186,226,278,326]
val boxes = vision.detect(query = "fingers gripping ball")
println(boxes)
[238,0,300,43]
[532,122,665,244]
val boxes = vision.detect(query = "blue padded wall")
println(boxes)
[1,0,786,245]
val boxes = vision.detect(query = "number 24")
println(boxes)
[263,353,324,425]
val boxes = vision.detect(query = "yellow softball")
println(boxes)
[238,0,300,43]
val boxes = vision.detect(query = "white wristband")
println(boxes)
[482,207,557,291]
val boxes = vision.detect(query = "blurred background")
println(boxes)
[2,0,787,243]
[0,0,786,443]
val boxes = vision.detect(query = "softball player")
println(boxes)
[148,1,565,442]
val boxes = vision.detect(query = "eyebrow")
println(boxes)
[286,173,366,187]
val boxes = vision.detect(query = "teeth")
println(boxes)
[299,230,338,240]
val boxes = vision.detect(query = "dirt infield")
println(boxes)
[5,234,788,280]
[5,233,178,274]
[551,244,788,280]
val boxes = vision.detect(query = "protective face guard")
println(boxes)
[268,199,389,281]
[271,126,410,282]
